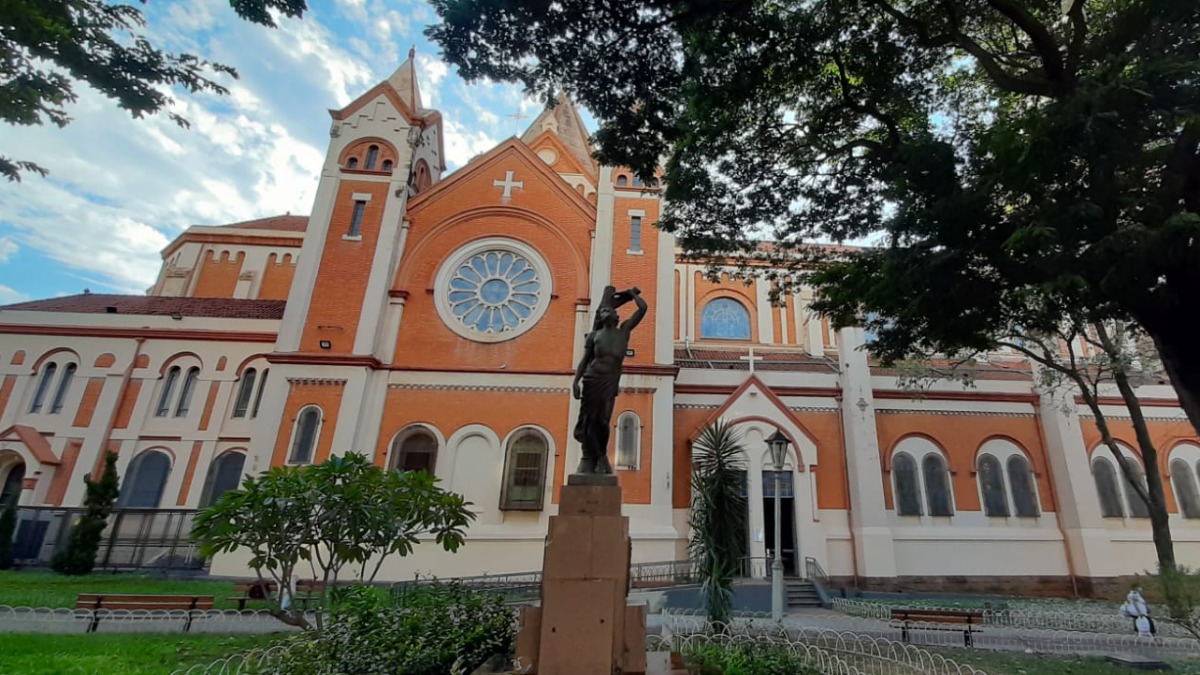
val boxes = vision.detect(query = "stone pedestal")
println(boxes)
[515,474,649,674]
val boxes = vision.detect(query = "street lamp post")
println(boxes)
[766,428,791,622]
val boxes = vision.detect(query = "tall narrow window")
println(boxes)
[289,406,321,464]
[155,367,181,417]
[1093,457,1125,517]
[391,430,438,473]
[500,430,548,510]
[346,157,359,169]
[892,452,922,516]
[348,200,366,237]
[978,454,1009,517]
[49,363,76,414]
[250,369,269,418]
[1121,457,1151,518]
[630,215,642,252]
[923,454,954,516]
[118,450,171,508]
[232,368,257,418]
[30,362,57,413]
[1172,459,1200,519]
[1007,455,1040,517]
[365,145,379,170]
[382,159,394,172]
[199,451,246,507]
[616,412,640,470]
[175,367,199,417]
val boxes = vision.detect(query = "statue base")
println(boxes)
[514,480,646,674]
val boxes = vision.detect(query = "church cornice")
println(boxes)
[0,323,277,343]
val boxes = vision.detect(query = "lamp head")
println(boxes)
[766,428,791,470]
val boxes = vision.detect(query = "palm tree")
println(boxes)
[688,419,748,629]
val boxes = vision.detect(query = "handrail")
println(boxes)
[804,556,829,584]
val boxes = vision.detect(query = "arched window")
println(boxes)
[700,297,752,340]
[616,175,628,187]
[175,367,199,417]
[199,451,246,507]
[232,368,257,418]
[390,429,438,474]
[616,412,640,470]
[1171,459,1200,519]
[632,176,645,188]
[155,366,181,417]
[382,159,394,172]
[49,363,76,414]
[289,406,321,464]
[1093,456,1125,518]
[892,452,922,516]
[1120,457,1151,518]
[978,454,1009,517]
[0,462,25,505]
[30,362,57,413]
[500,429,548,510]
[251,369,269,418]
[1007,455,1040,517]
[346,157,359,169]
[118,450,171,508]
[923,454,954,516]
[365,145,379,170]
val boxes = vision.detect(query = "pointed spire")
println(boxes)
[387,46,424,113]
[521,93,594,174]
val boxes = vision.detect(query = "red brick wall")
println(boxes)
[259,253,296,300]
[194,250,244,298]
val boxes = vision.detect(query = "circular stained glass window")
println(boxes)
[435,239,551,343]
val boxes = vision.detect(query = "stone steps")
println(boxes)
[785,579,823,608]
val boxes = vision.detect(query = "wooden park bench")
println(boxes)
[227,579,327,611]
[889,607,984,647]
[75,593,215,633]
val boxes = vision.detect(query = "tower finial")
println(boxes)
[408,45,416,60]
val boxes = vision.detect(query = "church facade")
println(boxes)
[1,55,1198,594]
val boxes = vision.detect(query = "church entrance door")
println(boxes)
[762,470,798,576]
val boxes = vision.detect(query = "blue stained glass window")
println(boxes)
[447,250,542,335]
[700,297,752,340]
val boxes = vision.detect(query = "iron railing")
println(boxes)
[11,506,204,572]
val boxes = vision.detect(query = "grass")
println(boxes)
[937,649,1200,675]
[0,633,291,675]
[0,570,241,609]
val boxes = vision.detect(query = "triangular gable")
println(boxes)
[527,130,597,180]
[687,375,818,466]
[407,138,596,223]
[521,95,596,177]
[329,81,428,126]
[0,425,59,465]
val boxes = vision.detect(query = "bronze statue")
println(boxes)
[572,285,647,474]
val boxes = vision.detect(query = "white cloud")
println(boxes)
[0,284,28,305]
[0,237,16,263]
[443,120,500,169]
[416,56,448,106]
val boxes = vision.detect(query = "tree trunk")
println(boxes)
[1146,323,1200,440]
[1113,364,1176,570]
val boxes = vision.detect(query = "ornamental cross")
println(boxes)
[739,347,764,374]
[492,170,524,200]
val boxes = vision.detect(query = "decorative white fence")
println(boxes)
[832,598,1199,639]
[660,610,990,675]
[170,645,292,674]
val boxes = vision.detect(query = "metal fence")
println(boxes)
[11,506,204,572]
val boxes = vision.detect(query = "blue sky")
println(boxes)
[0,0,576,304]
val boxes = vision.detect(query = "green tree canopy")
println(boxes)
[427,0,1200,433]
[2,0,310,181]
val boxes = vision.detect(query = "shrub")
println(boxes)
[0,495,17,569]
[265,583,516,675]
[683,642,823,675]
[51,452,119,575]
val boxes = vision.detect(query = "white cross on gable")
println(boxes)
[492,170,524,200]
[739,347,764,374]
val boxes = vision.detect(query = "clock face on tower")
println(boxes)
[434,238,552,343]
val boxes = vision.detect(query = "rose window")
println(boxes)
[446,250,543,334]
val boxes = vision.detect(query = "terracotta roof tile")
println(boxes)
[0,294,286,320]
[214,215,309,232]
[674,347,838,373]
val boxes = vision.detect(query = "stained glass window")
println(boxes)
[446,250,542,336]
[978,454,1009,517]
[1093,457,1124,517]
[700,297,751,340]
[923,454,954,516]
[1008,455,1040,517]
[118,451,171,508]
[893,452,922,516]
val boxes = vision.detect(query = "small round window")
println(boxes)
[435,239,552,342]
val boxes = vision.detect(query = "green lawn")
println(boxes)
[939,649,1200,675]
[0,571,242,609]
[0,633,291,675]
